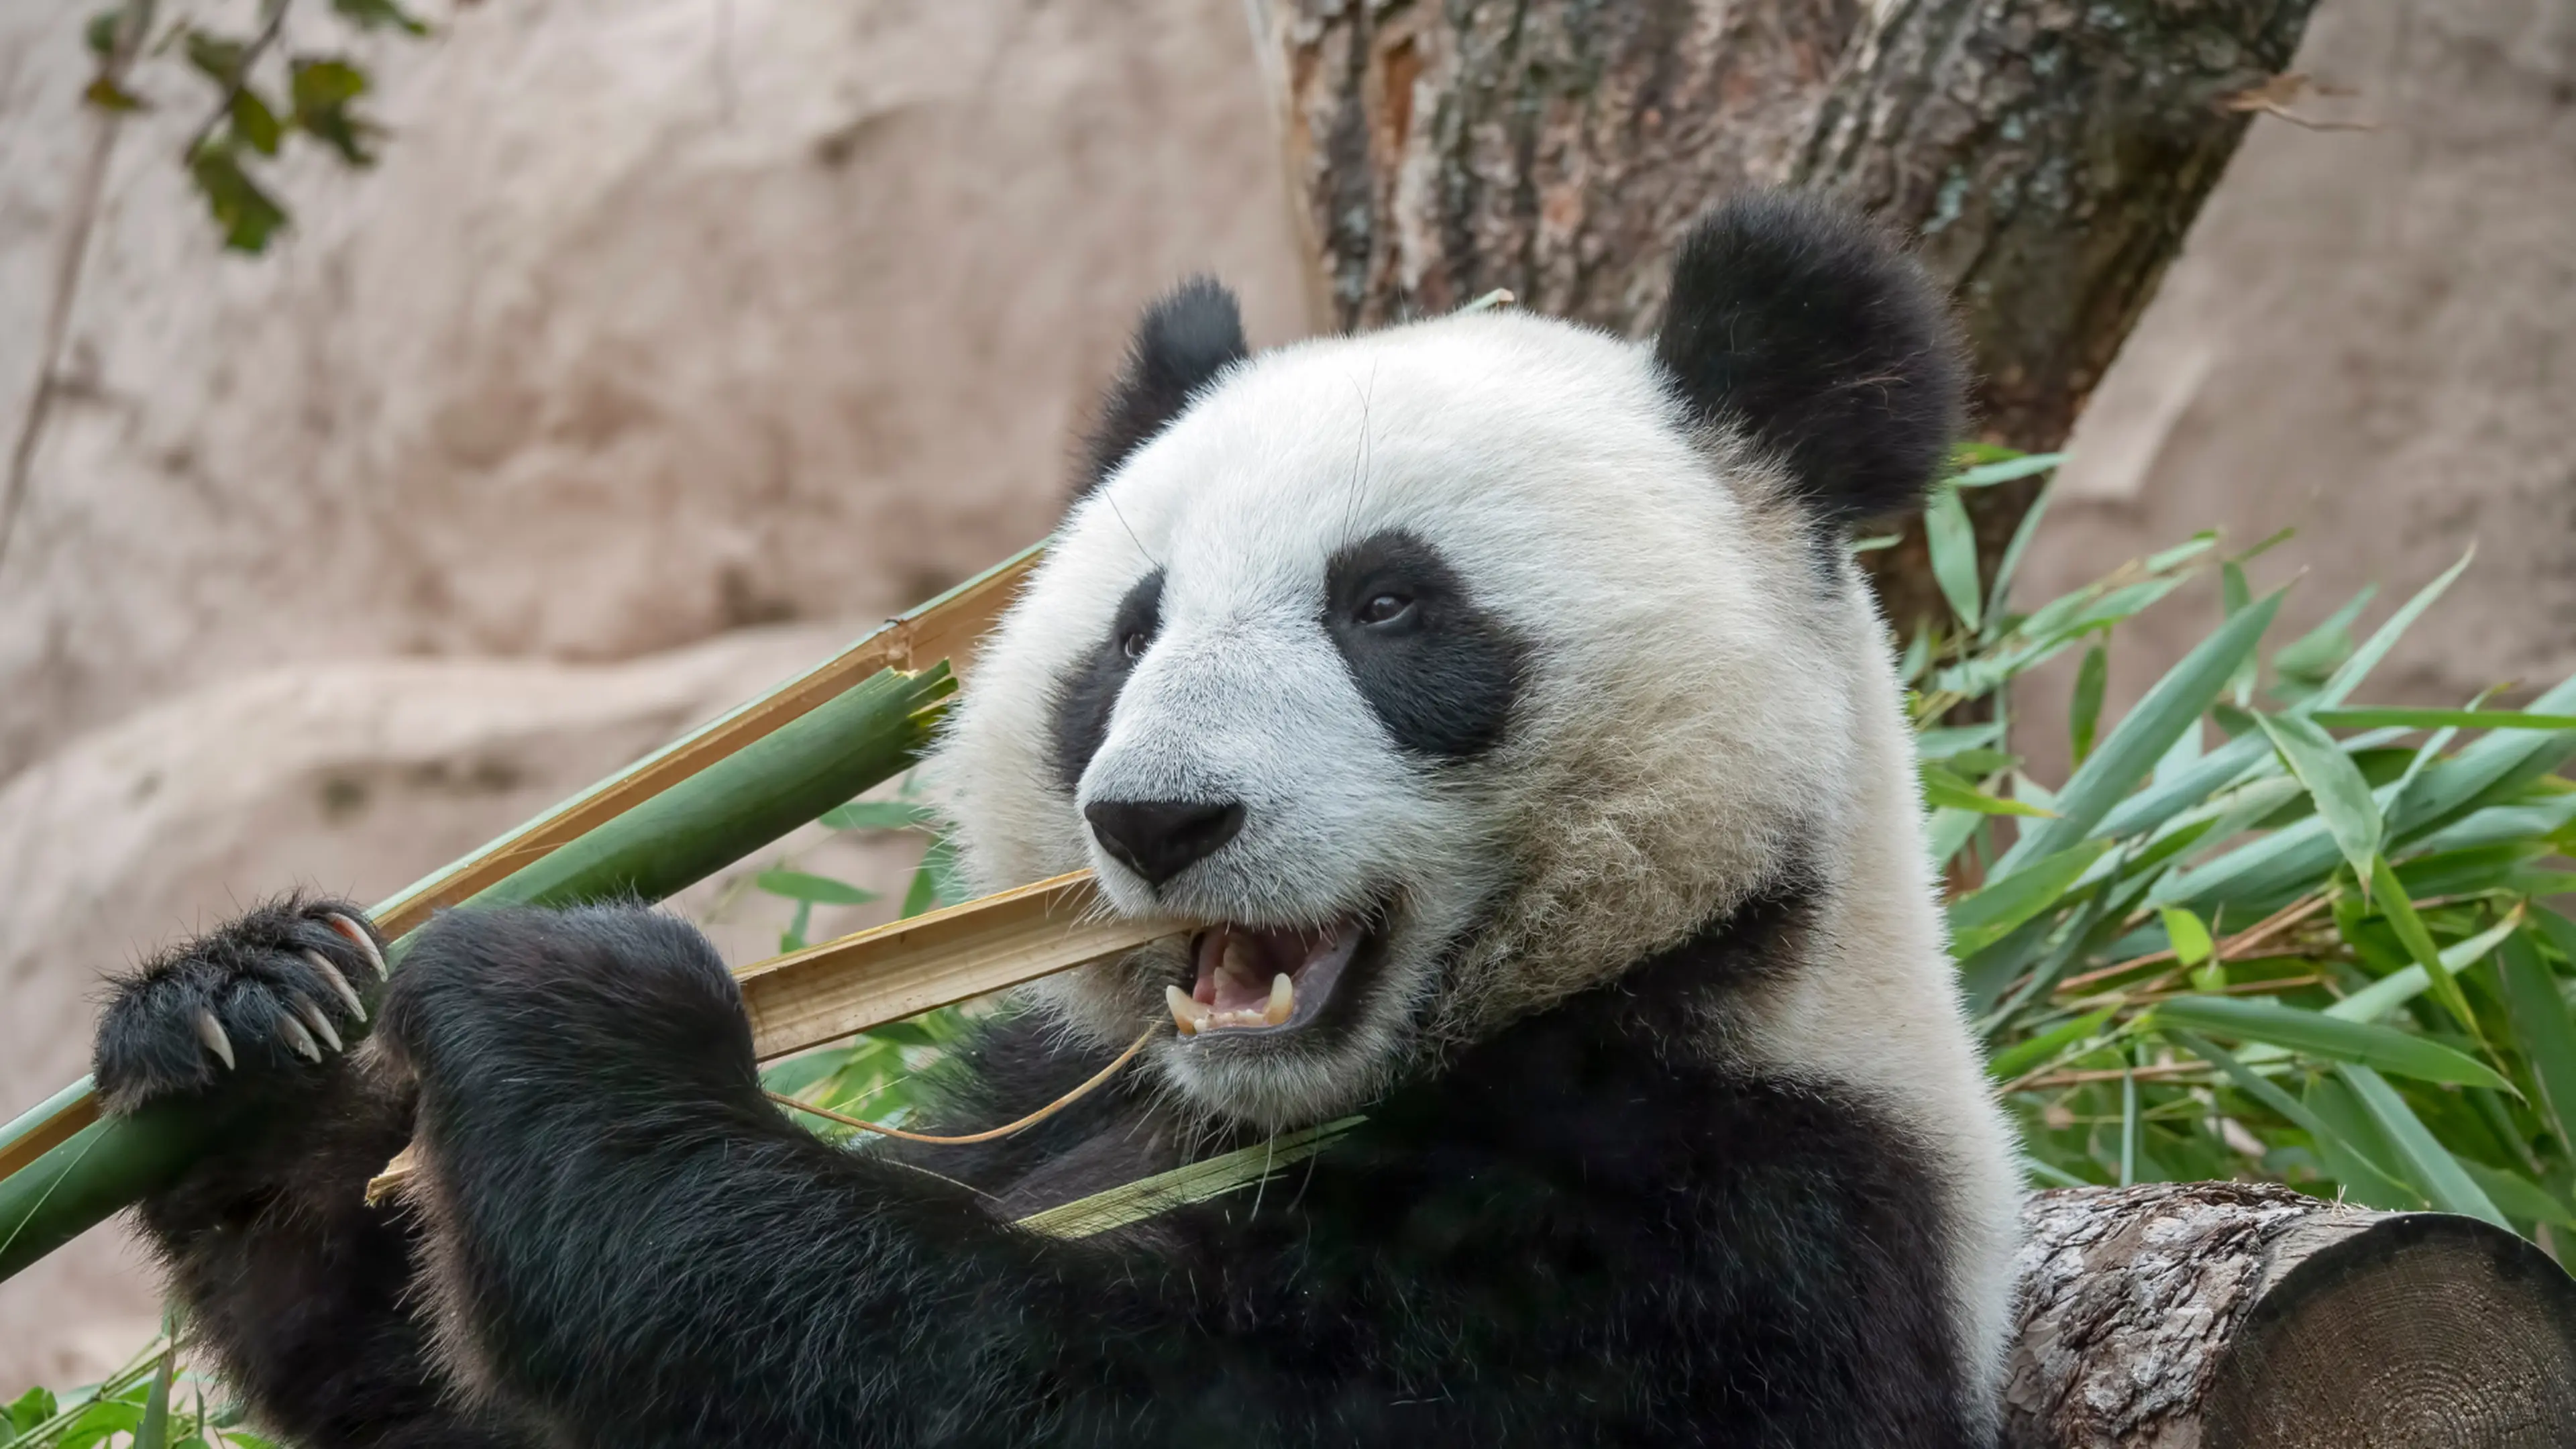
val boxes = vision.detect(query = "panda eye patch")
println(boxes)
[1046,568,1165,792]
[1324,530,1526,760]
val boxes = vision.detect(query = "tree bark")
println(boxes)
[1250,0,2319,627]
[2008,1183,2576,1448]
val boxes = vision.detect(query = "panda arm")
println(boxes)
[93,898,530,1449]
[386,905,1346,1446]
[384,905,1975,1448]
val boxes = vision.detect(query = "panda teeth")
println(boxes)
[1169,973,1297,1034]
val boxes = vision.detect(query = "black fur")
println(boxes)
[1076,277,1248,500]
[95,894,380,1113]
[1654,194,1966,527]
[97,898,521,1448]
[1047,568,1164,792]
[106,885,1982,1448]
[1323,530,1528,759]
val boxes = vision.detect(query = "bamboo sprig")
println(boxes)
[1016,1116,1366,1239]
[0,546,1047,1282]
[370,541,1044,936]
[0,545,1041,1191]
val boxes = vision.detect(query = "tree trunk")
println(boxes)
[2008,1183,2576,1448]
[1249,0,2318,627]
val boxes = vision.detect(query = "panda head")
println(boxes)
[926,194,1964,1130]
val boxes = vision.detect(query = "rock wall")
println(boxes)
[0,0,1310,776]
[0,0,1308,1384]
[2017,0,2576,772]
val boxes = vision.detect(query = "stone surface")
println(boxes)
[2017,0,2576,774]
[0,0,1309,778]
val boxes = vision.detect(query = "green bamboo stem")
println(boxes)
[0,661,956,1283]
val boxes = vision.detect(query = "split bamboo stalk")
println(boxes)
[0,543,1045,1280]
[365,871,1175,1202]
[735,872,1160,1062]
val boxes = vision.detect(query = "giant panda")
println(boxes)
[93,192,2022,1448]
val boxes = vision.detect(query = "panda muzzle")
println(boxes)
[1165,918,1365,1037]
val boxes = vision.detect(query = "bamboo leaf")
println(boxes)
[1920,762,2055,818]
[2160,907,2214,968]
[1988,1008,2118,1082]
[755,870,878,906]
[2269,587,2375,693]
[2070,641,2107,765]
[1017,1117,1364,1238]
[1915,722,2006,760]
[2498,931,2576,1154]
[1925,808,1980,875]
[2367,853,2481,1040]
[2305,1073,2430,1210]
[2312,548,2472,708]
[1985,476,2056,629]
[2220,564,2255,708]
[1948,842,2108,958]
[2002,588,2285,873]
[2313,709,2576,732]
[2336,1064,2508,1227]
[2165,1028,2416,1201]
[135,1341,174,1449]
[2459,1159,2576,1230]
[1951,452,2065,488]
[2148,996,2510,1090]
[1925,482,1982,631]
[818,800,935,831]
[2328,910,2520,1026]
[2256,712,2383,881]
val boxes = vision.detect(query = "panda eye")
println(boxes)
[1120,630,1150,661]
[1355,592,1415,627]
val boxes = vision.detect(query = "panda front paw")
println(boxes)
[95,896,386,1115]
[382,905,757,1113]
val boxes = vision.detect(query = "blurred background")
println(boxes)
[1,0,2569,1383]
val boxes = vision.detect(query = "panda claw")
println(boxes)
[193,1010,235,1071]
[325,913,386,979]
[303,949,367,1022]
[289,993,342,1053]
[279,1013,324,1063]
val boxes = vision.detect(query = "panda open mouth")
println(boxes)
[1164,918,1367,1037]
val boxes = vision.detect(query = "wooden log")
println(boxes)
[2008,1182,2576,1448]
[1248,0,2319,628]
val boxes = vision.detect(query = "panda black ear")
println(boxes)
[1076,276,1249,500]
[1652,193,1966,528]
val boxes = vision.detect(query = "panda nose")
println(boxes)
[1083,798,1246,888]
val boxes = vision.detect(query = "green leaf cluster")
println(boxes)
[1923,452,2576,1233]
[78,0,428,253]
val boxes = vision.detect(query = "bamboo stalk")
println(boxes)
[0,601,1010,1278]
[0,545,1042,1193]
[737,873,1162,1061]
[370,542,1042,937]
[367,871,1175,1202]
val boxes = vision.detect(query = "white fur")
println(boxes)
[921,307,2021,1419]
